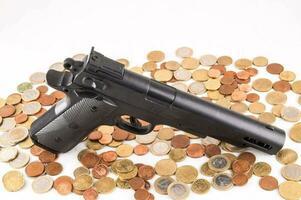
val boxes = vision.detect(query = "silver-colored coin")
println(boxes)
[201,136,221,146]
[281,106,301,122]
[9,152,30,168]
[0,147,18,162]
[21,89,40,102]
[8,127,28,144]
[72,54,87,61]
[199,54,217,66]
[0,118,16,132]
[154,176,175,195]
[22,101,41,115]
[49,62,65,72]
[212,173,233,191]
[135,132,157,144]
[174,69,192,81]
[167,182,190,200]
[17,82,33,93]
[171,82,188,92]
[208,155,231,172]
[0,132,14,147]
[188,82,206,95]
[32,175,53,193]
[175,47,193,58]
[281,164,301,181]
[29,72,46,84]
[150,140,171,156]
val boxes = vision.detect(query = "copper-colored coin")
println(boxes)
[171,135,190,148]
[112,127,129,141]
[219,84,235,95]
[237,152,256,165]
[88,130,102,140]
[36,85,48,94]
[129,177,145,190]
[232,159,251,174]
[0,105,15,117]
[30,145,45,156]
[231,90,247,102]
[134,144,149,156]
[99,133,113,145]
[138,165,155,180]
[259,176,278,191]
[83,188,98,200]
[80,152,100,168]
[35,108,47,117]
[186,143,205,158]
[25,161,45,177]
[236,70,250,80]
[266,63,284,74]
[38,94,56,106]
[134,188,150,200]
[14,113,28,124]
[39,151,56,163]
[273,80,291,92]
[205,144,221,157]
[51,91,66,100]
[102,151,117,162]
[249,102,266,114]
[220,76,235,85]
[92,164,108,179]
[45,162,63,176]
[246,93,260,103]
[54,176,73,195]
[232,173,248,186]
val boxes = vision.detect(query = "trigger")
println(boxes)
[116,116,155,135]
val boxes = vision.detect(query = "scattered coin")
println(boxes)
[17,82,33,93]
[174,68,192,81]
[0,104,16,118]
[154,69,173,82]
[134,188,150,200]
[154,176,175,195]
[45,162,63,176]
[253,162,271,177]
[292,80,301,94]
[25,161,45,177]
[2,170,25,192]
[39,150,57,163]
[186,143,205,158]
[134,144,149,156]
[279,181,301,200]
[204,78,221,90]
[188,82,206,95]
[167,182,190,200]
[21,89,40,102]
[175,165,198,183]
[147,50,165,62]
[155,159,177,176]
[136,132,157,144]
[6,93,21,105]
[289,122,301,142]
[232,173,248,186]
[94,177,115,194]
[175,47,193,58]
[205,144,221,157]
[249,102,266,114]
[53,176,73,195]
[258,112,276,124]
[22,101,41,115]
[191,179,211,194]
[281,164,301,181]
[252,78,273,92]
[279,70,296,82]
[150,140,171,156]
[212,173,233,191]
[253,56,268,67]
[272,80,291,92]
[171,82,188,92]
[73,174,93,191]
[8,127,28,144]
[192,69,209,82]
[49,62,65,72]
[181,57,199,70]
[217,56,232,66]
[266,63,284,74]
[208,155,231,172]
[171,135,190,148]
[169,148,186,162]
[74,166,90,178]
[237,152,256,165]
[165,61,181,71]
[9,152,30,169]
[32,175,53,193]
[281,106,301,122]
[116,144,134,157]
[0,147,18,162]
[259,176,278,191]
[276,148,298,165]
[266,91,287,105]
[199,54,217,66]
[232,159,251,174]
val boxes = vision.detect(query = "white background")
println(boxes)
[0,0,301,199]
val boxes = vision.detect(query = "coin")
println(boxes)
[175,165,198,183]
[116,144,133,157]
[22,89,40,102]
[259,176,278,191]
[191,179,210,194]
[53,176,73,195]
[138,165,155,180]
[276,148,298,165]
[38,94,56,106]
[171,135,190,148]
[252,78,273,92]
[174,68,192,81]
[17,82,33,93]
[280,70,296,82]
[134,188,150,200]
[232,173,248,186]
[216,56,232,66]
[289,122,301,142]
[266,91,287,105]
[272,80,291,92]
[232,159,251,174]
[154,176,175,195]
[212,173,233,191]
[73,174,93,191]
[8,127,28,144]
[237,152,256,165]
[80,152,100,168]
[142,61,157,72]
[258,112,276,124]
[74,166,90,177]
[15,113,28,124]
[150,140,171,156]
[175,47,193,58]
[279,181,301,200]
[165,61,181,71]
[25,161,45,177]
[45,162,63,176]
[171,82,188,92]
[292,80,301,94]
[154,69,173,82]
[253,56,268,67]
[118,165,138,180]
[9,152,30,169]
[169,148,186,162]
[6,93,21,105]
[157,127,174,140]
[253,162,271,177]
[0,147,18,162]
[136,132,157,144]
[186,143,205,158]
[231,102,248,113]
[2,170,25,192]
[94,177,115,194]
[235,58,252,69]
[102,151,117,163]
[49,62,64,71]
[155,159,177,176]
[39,151,57,163]
[128,177,145,190]
[72,53,87,61]
[181,57,199,70]
[249,102,266,114]
[199,54,217,66]
[133,144,149,156]
[281,164,301,181]
[205,144,221,157]
[188,82,206,95]
[281,106,301,122]
[208,155,231,172]
[192,69,209,82]
[0,104,15,117]
[32,175,53,193]
[266,63,284,74]
[22,101,41,115]
[204,78,221,90]
[86,140,103,151]
[167,182,189,200]
[246,93,260,103]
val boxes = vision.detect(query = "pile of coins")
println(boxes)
[0,48,301,200]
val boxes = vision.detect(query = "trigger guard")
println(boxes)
[116,116,155,135]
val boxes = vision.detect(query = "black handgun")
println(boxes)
[29,48,285,155]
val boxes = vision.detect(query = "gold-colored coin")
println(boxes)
[248,102,266,114]
[181,57,199,70]
[147,50,165,62]
[216,98,231,109]
[86,140,103,150]
[118,166,138,180]
[192,69,209,82]
[217,56,233,66]
[208,69,221,78]
[235,58,252,69]
[72,174,93,191]
[253,56,268,67]
[116,178,131,189]
[199,54,217,66]
[165,61,181,71]
[258,112,276,124]
[6,93,21,105]
[175,165,198,183]
[0,98,6,108]
[253,162,271,177]
[252,78,273,92]
[2,170,25,192]
[158,127,175,140]
[200,162,216,177]
[116,144,133,157]
[279,71,296,82]
[18,136,34,149]
[94,177,116,194]
[73,166,90,177]
[289,122,301,143]
[266,91,287,105]
[230,102,248,113]
[191,179,211,194]
[281,106,301,122]
[204,79,221,90]
[207,90,224,100]
[272,104,284,117]
[97,125,114,135]
[154,69,173,82]
[169,148,186,162]
[155,159,177,176]
[276,148,298,165]
[279,181,301,200]
[142,61,157,72]
[114,159,135,173]
[292,80,301,94]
